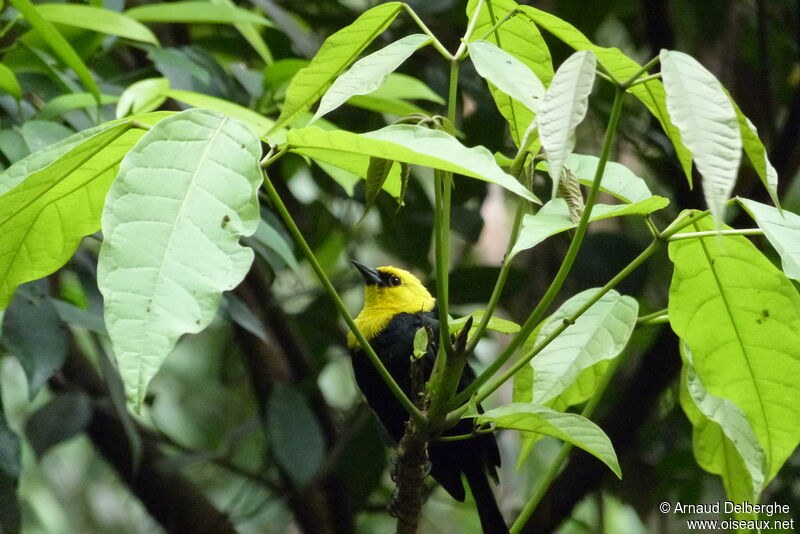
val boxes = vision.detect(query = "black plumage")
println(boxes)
[350,310,507,534]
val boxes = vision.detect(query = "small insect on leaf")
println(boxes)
[221,214,230,228]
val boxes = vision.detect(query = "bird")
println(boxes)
[347,260,508,534]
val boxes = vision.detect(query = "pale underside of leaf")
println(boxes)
[660,50,742,224]
[97,109,262,408]
[532,289,638,408]
[739,198,800,280]
[468,40,545,114]
[538,50,596,185]
[312,33,431,122]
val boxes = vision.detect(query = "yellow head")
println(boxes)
[348,261,436,348]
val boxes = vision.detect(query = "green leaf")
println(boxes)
[50,298,107,334]
[2,283,68,399]
[511,196,669,257]
[345,94,426,117]
[660,50,741,224]
[521,6,693,183]
[477,403,621,478]
[668,215,800,481]
[0,121,151,309]
[209,0,272,65]
[413,326,429,359]
[539,50,596,186]
[312,34,431,122]
[734,105,780,208]
[116,78,169,119]
[9,0,100,102]
[363,157,394,217]
[448,310,520,335]
[738,198,800,280]
[251,216,298,272]
[531,289,638,410]
[35,4,159,45]
[166,89,277,139]
[467,0,554,146]
[223,293,268,343]
[679,342,766,506]
[37,93,119,121]
[266,384,325,488]
[287,125,539,203]
[0,63,22,100]
[25,391,92,458]
[313,159,360,196]
[125,1,273,26]
[271,2,404,133]
[468,39,545,114]
[367,72,444,103]
[97,109,262,408]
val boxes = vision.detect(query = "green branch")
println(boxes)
[668,228,763,241]
[261,165,426,426]
[452,86,627,408]
[403,4,453,60]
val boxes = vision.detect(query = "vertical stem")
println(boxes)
[261,169,426,425]
[453,87,627,407]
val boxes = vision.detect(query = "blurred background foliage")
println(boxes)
[0,0,799,533]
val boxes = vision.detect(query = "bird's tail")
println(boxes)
[465,468,509,534]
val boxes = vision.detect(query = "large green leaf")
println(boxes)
[738,198,800,280]
[272,2,403,133]
[510,196,669,257]
[476,403,621,478]
[530,289,638,410]
[0,121,152,309]
[97,109,262,408]
[466,0,553,146]
[668,215,800,481]
[9,0,100,101]
[312,34,431,122]
[287,125,538,202]
[521,6,693,182]
[468,39,545,114]
[35,4,159,45]
[660,50,741,224]
[679,342,766,506]
[25,391,92,458]
[538,50,596,186]
[125,1,273,26]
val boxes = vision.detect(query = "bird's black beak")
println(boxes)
[352,260,384,286]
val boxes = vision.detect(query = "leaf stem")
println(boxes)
[668,228,763,241]
[403,4,453,60]
[627,72,662,88]
[475,7,519,43]
[260,167,426,426]
[452,86,627,408]
[510,352,625,533]
[636,308,669,324]
[621,55,661,89]
[472,240,660,407]
[453,0,486,60]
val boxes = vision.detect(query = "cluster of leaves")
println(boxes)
[0,0,798,532]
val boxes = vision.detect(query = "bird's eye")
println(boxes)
[389,275,402,287]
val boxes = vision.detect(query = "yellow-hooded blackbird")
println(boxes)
[348,261,507,534]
